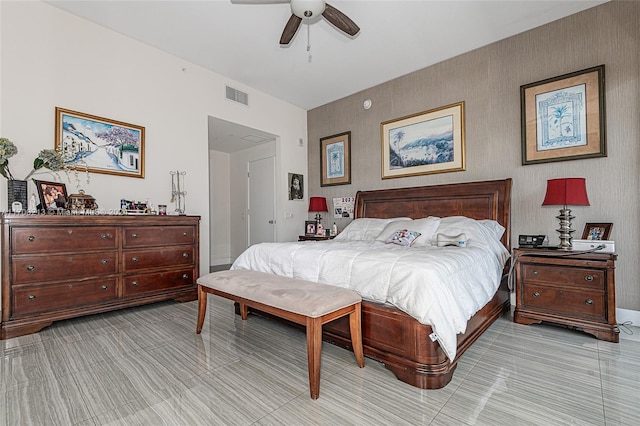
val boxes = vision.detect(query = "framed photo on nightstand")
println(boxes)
[305,221,317,236]
[582,223,612,240]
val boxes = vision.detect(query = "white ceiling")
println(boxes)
[46,0,608,152]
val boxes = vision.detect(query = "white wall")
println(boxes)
[0,1,307,279]
[209,150,231,266]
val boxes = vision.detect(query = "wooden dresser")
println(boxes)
[1,214,200,339]
[513,248,618,342]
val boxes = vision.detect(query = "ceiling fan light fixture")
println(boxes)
[291,0,325,19]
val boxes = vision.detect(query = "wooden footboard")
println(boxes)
[322,274,510,389]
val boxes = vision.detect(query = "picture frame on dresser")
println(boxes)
[582,222,612,240]
[521,65,606,165]
[34,180,67,212]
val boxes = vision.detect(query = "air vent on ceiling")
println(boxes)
[226,86,249,106]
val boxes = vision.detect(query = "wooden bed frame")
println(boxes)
[320,178,512,389]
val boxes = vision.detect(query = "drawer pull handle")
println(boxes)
[101,259,108,265]
[28,235,35,242]
[182,274,189,279]
[131,233,138,238]
[584,275,594,282]
[26,265,35,271]
[132,257,139,263]
[182,252,189,258]
[183,232,188,236]
[28,295,36,300]
[533,292,540,298]
[532,270,538,276]
[585,299,594,305]
[132,281,139,286]
[101,234,108,239]
[101,285,108,290]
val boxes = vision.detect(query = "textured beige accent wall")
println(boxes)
[307,1,640,311]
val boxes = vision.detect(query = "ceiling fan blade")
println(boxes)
[280,14,302,45]
[322,3,359,36]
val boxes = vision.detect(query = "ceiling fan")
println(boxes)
[234,0,360,45]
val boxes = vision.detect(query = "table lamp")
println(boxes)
[541,178,590,250]
[308,196,328,225]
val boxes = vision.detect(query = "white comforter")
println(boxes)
[231,239,509,361]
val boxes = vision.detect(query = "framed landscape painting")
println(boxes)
[381,102,465,179]
[55,107,145,178]
[521,65,606,165]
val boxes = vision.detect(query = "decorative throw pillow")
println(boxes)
[333,217,412,241]
[385,229,421,247]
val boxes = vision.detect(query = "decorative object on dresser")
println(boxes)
[34,180,68,213]
[0,214,200,339]
[513,248,618,342]
[381,101,465,179]
[320,131,351,187]
[520,65,606,165]
[541,177,590,250]
[170,170,187,214]
[55,107,145,178]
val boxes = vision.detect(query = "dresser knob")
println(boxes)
[131,233,138,238]
[132,257,139,263]
[101,285,108,290]
[182,252,189,258]
[101,234,108,239]
[584,275,594,282]
[132,281,139,286]
[27,294,36,300]
[101,259,108,265]
[585,299,594,305]
[183,232,188,236]
[26,265,35,271]
[532,270,538,276]
[28,235,35,242]
[182,274,189,279]
[533,292,540,298]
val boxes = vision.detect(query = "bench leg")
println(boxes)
[196,285,207,334]
[349,303,365,368]
[239,303,249,320]
[306,317,322,400]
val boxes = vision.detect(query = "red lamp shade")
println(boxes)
[308,196,328,212]
[542,178,590,207]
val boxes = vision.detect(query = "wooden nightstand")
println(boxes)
[513,248,619,342]
[298,235,334,241]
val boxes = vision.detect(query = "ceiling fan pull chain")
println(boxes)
[306,22,311,52]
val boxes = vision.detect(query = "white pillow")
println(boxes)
[478,219,506,241]
[435,216,502,247]
[408,217,442,247]
[375,219,414,242]
[333,217,411,241]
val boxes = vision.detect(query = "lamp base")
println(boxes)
[556,207,576,250]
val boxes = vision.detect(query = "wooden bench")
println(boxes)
[196,270,365,400]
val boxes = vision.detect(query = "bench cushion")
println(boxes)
[197,270,361,318]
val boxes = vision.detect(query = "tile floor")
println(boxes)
[1,298,639,425]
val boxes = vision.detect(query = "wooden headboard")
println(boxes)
[354,178,512,250]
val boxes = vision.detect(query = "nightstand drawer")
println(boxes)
[521,284,605,320]
[521,264,605,290]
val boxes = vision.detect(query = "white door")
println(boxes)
[248,156,276,246]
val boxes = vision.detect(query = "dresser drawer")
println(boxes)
[123,226,195,248]
[12,227,117,254]
[12,278,117,317]
[123,268,195,297]
[521,264,605,290]
[12,252,118,284]
[123,247,194,271]
[521,284,605,320]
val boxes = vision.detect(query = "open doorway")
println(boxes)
[208,116,277,271]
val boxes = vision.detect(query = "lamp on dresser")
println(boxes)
[541,177,590,250]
